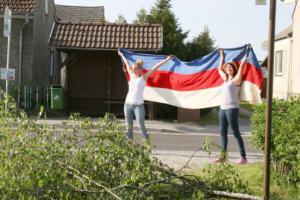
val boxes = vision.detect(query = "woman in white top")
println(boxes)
[214,46,249,164]
[118,49,172,142]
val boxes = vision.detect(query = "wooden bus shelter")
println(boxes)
[49,21,162,117]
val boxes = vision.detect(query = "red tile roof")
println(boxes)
[49,22,163,50]
[0,0,36,14]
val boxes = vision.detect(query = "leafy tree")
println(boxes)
[134,8,148,24]
[183,26,215,61]
[115,14,127,23]
[134,0,215,61]
[145,0,188,59]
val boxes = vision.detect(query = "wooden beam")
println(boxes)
[149,102,155,120]
[106,54,112,113]
[58,52,79,69]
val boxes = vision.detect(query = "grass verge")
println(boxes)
[187,163,299,200]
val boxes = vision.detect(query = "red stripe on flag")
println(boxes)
[124,63,264,91]
[146,63,263,91]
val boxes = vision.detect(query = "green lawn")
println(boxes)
[187,163,299,200]
[199,106,252,125]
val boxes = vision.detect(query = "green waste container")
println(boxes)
[50,85,64,109]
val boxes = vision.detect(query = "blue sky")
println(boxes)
[55,0,295,61]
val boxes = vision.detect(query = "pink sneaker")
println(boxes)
[235,157,247,164]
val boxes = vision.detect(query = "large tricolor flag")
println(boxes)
[120,45,264,109]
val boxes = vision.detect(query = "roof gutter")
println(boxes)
[287,34,293,97]
[48,46,162,52]
[292,0,298,18]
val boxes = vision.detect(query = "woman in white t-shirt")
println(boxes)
[214,46,249,164]
[118,49,172,142]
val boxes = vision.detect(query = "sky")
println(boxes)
[54,0,296,61]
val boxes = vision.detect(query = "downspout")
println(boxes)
[48,22,56,85]
[287,35,293,98]
[50,48,54,85]
[18,13,29,108]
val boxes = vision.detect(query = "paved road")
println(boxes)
[37,118,264,169]
[119,120,259,153]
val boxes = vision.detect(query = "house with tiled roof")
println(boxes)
[0,0,56,107]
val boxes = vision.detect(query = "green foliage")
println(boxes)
[0,97,265,199]
[191,163,299,199]
[115,14,127,23]
[134,8,148,24]
[0,105,170,199]
[183,26,215,61]
[251,97,300,186]
[200,163,251,194]
[135,0,188,59]
[134,0,215,62]
[0,97,230,199]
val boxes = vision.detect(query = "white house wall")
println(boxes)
[273,38,292,99]
[291,1,300,95]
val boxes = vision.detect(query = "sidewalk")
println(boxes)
[153,150,264,170]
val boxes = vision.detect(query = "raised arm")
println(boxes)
[144,55,173,80]
[233,45,250,85]
[118,49,133,76]
[218,49,226,80]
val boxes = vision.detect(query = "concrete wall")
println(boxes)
[291,1,300,95]
[273,38,292,99]
[31,0,56,86]
[0,19,34,92]
[177,108,200,122]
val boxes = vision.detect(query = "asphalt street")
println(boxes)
[37,118,264,169]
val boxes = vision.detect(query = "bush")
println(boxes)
[251,97,300,185]
[0,109,170,199]
[200,163,251,194]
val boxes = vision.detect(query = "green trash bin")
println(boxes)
[50,85,64,109]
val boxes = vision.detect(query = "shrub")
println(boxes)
[0,110,171,199]
[200,163,251,194]
[251,97,300,185]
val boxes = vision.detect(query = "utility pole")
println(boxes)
[264,0,276,199]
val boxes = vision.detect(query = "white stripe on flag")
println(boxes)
[143,81,262,109]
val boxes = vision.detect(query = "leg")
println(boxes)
[226,108,246,159]
[219,109,229,154]
[133,104,149,141]
[124,104,134,140]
